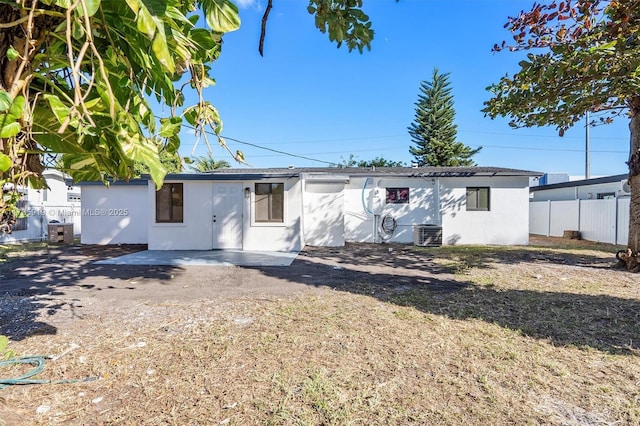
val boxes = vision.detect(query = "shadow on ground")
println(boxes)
[2,240,638,356]
[255,243,639,355]
[0,244,181,340]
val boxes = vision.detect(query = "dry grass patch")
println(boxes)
[1,240,640,425]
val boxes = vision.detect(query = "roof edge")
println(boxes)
[531,174,627,191]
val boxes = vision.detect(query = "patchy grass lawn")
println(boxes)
[1,238,639,425]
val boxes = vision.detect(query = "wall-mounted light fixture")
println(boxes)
[244,187,251,198]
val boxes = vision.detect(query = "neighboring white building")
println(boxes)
[530,173,629,201]
[0,169,82,243]
[80,166,541,250]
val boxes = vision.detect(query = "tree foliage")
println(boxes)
[0,0,384,230]
[134,148,183,176]
[483,0,640,268]
[408,68,481,167]
[337,154,405,168]
[483,1,638,132]
[189,152,230,172]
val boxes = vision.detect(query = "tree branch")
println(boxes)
[259,0,273,57]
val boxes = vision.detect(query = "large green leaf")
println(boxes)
[137,2,157,39]
[159,116,181,138]
[141,0,167,16]
[125,0,139,14]
[84,0,101,17]
[152,23,175,73]
[202,0,240,33]
[31,104,84,153]
[121,136,166,188]
[0,91,11,112]
[0,153,11,172]
[0,122,20,138]
[42,94,70,125]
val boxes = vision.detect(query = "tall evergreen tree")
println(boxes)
[408,69,481,166]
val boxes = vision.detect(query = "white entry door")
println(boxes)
[212,183,243,249]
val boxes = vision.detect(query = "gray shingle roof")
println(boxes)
[78,166,543,185]
[175,166,542,179]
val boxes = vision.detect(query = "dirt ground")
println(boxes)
[0,236,636,425]
[0,236,623,342]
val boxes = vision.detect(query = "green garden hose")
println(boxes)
[0,356,97,389]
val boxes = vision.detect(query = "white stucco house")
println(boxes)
[1,169,82,243]
[79,166,542,250]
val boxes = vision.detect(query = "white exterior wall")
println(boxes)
[243,179,303,252]
[81,184,148,244]
[377,178,438,243]
[440,176,531,245]
[345,176,530,245]
[148,180,211,250]
[303,182,345,246]
[77,172,535,249]
[344,177,438,244]
[531,186,578,201]
[344,177,376,243]
[148,178,303,252]
[532,180,627,201]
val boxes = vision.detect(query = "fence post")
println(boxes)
[547,199,551,237]
[615,197,619,245]
[577,199,581,234]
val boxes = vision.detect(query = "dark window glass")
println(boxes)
[156,183,183,223]
[386,187,410,204]
[255,183,284,222]
[466,187,490,211]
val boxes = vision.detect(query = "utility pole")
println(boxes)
[585,111,591,179]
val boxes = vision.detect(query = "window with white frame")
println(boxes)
[255,183,284,223]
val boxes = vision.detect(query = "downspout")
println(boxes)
[361,177,380,243]
[435,177,442,226]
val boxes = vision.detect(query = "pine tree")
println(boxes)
[408,69,481,166]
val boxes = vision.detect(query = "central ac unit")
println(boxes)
[413,225,442,247]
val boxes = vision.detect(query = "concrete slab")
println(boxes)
[94,249,299,267]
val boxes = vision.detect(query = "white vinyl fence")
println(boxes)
[0,203,81,244]
[530,198,629,245]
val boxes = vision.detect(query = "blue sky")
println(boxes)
[179,0,630,178]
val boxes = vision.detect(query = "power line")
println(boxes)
[173,117,627,164]
[221,135,337,165]
[465,143,626,154]
[178,120,337,165]
[458,129,628,141]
